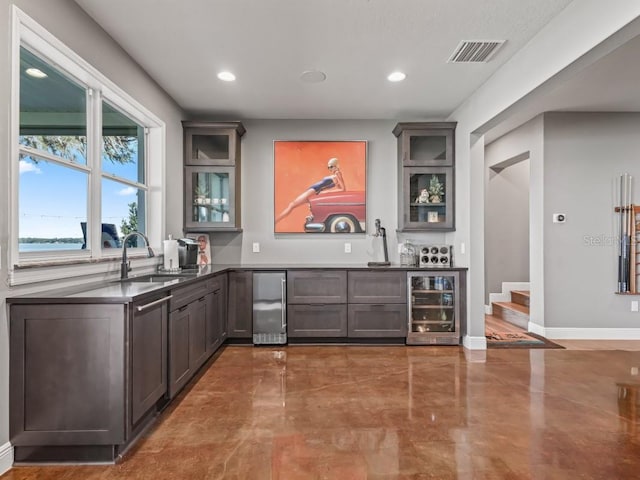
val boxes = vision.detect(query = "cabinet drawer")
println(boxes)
[170,280,210,311]
[287,270,347,304]
[288,304,347,337]
[348,304,407,337]
[348,271,406,303]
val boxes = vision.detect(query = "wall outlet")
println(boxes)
[460,242,466,254]
[632,367,639,376]
[344,242,351,253]
[252,242,260,253]
[632,301,639,312]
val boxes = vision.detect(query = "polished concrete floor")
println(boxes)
[3,344,640,479]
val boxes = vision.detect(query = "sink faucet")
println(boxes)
[121,231,155,279]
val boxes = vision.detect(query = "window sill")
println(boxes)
[9,254,161,287]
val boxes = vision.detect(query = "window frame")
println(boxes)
[9,7,165,286]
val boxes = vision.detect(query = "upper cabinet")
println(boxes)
[394,122,456,232]
[182,121,245,232]
[393,122,455,167]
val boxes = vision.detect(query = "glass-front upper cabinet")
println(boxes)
[407,271,460,345]
[393,122,456,166]
[183,121,245,167]
[182,121,245,232]
[185,167,237,230]
[400,166,453,231]
[395,122,456,232]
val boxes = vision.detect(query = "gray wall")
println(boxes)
[543,112,640,329]
[0,0,184,453]
[484,156,530,303]
[207,119,452,265]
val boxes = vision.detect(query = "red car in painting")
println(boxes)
[304,190,366,233]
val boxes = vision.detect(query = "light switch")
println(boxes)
[252,242,260,253]
[632,301,638,312]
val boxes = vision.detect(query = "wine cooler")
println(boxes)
[407,271,460,345]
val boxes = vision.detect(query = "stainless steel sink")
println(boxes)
[123,274,185,283]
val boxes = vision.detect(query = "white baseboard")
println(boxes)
[543,328,640,340]
[463,335,487,350]
[528,322,545,336]
[0,442,12,476]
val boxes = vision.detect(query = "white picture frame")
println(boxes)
[186,232,211,265]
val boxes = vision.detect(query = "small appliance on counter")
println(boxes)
[418,245,453,267]
[162,235,179,271]
[178,238,199,268]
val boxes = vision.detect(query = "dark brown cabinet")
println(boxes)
[394,122,456,231]
[227,270,253,338]
[347,271,407,338]
[182,121,245,232]
[287,270,348,338]
[168,279,220,398]
[206,274,227,353]
[131,295,169,424]
[9,293,170,463]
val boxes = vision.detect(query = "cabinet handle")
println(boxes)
[136,295,173,312]
[281,278,287,329]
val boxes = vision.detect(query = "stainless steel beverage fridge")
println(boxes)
[253,271,287,345]
[407,271,460,345]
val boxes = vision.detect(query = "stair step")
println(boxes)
[492,301,529,330]
[511,290,530,307]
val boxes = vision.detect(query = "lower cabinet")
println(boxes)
[347,271,408,338]
[286,270,407,340]
[288,304,348,337]
[131,295,169,425]
[206,274,227,353]
[168,276,226,399]
[228,270,253,338]
[9,294,171,463]
[347,304,407,337]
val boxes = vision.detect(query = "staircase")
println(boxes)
[491,290,530,330]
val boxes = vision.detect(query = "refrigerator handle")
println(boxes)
[281,277,287,329]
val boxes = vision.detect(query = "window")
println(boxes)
[10,7,165,284]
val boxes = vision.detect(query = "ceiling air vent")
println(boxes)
[447,40,505,63]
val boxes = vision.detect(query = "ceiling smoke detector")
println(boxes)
[447,40,505,63]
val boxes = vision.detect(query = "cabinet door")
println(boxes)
[400,166,454,231]
[185,166,239,231]
[348,271,406,303]
[287,270,347,303]
[131,296,168,425]
[228,271,253,338]
[184,124,243,167]
[169,305,191,399]
[205,281,226,355]
[10,304,126,445]
[288,304,348,337]
[394,124,455,166]
[348,304,407,337]
[190,295,209,371]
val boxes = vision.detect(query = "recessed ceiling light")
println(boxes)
[387,71,406,82]
[300,70,326,83]
[217,71,236,82]
[25,67,47,79]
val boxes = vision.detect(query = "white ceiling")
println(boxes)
[72,0,576,120]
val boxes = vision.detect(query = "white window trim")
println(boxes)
[9,6,166,286]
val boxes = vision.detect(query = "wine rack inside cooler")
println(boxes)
[407,271,460,345]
